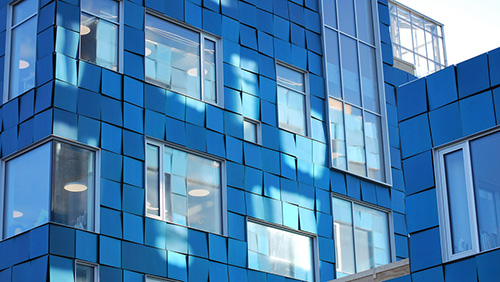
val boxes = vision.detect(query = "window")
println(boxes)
[332,197,391,278]
[80,0,120,71]
[145,14,221,104]
[322,0,387,183]
[243,118,261,144]
[146,141,224,234]
[247,220,315,281]
[276,64,309,136]
[436,130,500,261]
[75,262,98,282]
[1,140,97,239]
[4,0,37,101]
[145,276,179,282]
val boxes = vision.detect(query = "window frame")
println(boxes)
[331,194,396,277]
[275,61,312,137]
[0,136,101,240]
[75,260,99,282]
[243,117,262,145]
[79,0,124,72]
[246,217,320,282]
[320,0,392,185]
[144,10,224,107]
[3,0,38,103]
[144,275,181,282]
[144,138,227,236]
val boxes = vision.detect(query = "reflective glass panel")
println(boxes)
[12,0,37,26]
[329,98,346,170]
[355,0,374,44]
[333,198,355,278]
[146,144,160,217]
[359,44,379,113]
[81,0,119,23]
[345,106,366,176]
[247,222,314,282]
[323,0,337,28]
[365,113,384,182]
[277,65,305,93]
[52,142,95,231]
[244,120,258,143]
[338,0,356,37]
[325,29,341,98]
[340,36,361,106]
[76,264,95,282]
[145,15,201,99]
[9,16,37,99]
[80,13,119,70]
[4,143,51,238]
[278,86,306,135]
[444,149,472,254]
[204,39,217,103]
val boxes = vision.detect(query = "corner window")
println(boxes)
[1,140,97,239]
[322,0,387,183]
[76,262,98,282]
[243,118,261,144]
[80,0,120,71]
[436,130,500,261]
[146,141,224,234]
[276,64,309,136]
[247,220,315,281]
[332,197,391,278]
[5,0,37,101]
[145,14,221,104]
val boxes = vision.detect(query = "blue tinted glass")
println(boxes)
[244,120,258,143]
[12,0,37,26]
[332,198,355,277]
[359,44,379,113]
[338,0,356,37]
[278,86,306,135]
[326,29,342,98]
[345,106,365,176]
[340,36,361,106]
[81,0,119,23]
[329,98,346,170]
[355,0,374,44]
[10,16,37,99]
[80,13,118,70]
[277,65,305,93]
[365,113,384,182]
[146,144,160,217]
[204,39,217,103]
[76,264,95,282]
[323,0,337,28]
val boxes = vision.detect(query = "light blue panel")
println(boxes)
[409,228,442,272]
[280,153,297,180]
[188,256,209,282]
[223,40,240,68]
[123,213,143,244]
[476,249,500,281]
[411,266,444,282]
[186,97,206,127]
[168,251,187,282]
[281,177,299,205]
[313,164,329,190]
[457,53,490,98]
[282,202,299,229]
[166,224,188,254]
[262,148,280,175]
[279,130,297,156]
[241,69,259,96]
[246,193,265,220]
[399,113,432,159]
[228,212,246,241]
[54,80,77,112]
[299,207,317,234]
[263,172,281,200]
[242,93,260,120]
[245,166,263,195]
[263,196,283,225]
[55,27,78,58]
[403,151,434,195]
[297,159,314,186]
[316,188,331,214]
[459,90,496,136]
[312,140,328,166]
[55,54,77,85]
[77,116,100,147]
[145,218,166,249]
[188,229,208,258]
[75,230,97,263]
[49,255,73,282]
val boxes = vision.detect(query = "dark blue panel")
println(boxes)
[316,212,333,238]
[397,78,427,121]
[122,242,146,273]
[411,266,444,282]
[100,207,123,239]
[188,229,208,258]
[38,2,55,32]
[54,80,77,112]
[399,113,432,159]
[427,67,458,110]
[391,189,405,214]
[124,51,144,80]
[166,117,186,146]
[224,111,244,139]
[145,218,167,249]
[185,97,206,127]
[227,239,247,269]
[274,38,291,63]
[307,50,322,75]
[226,136,243,163]
[203,0,220,12]
[123,270,143,282]
[30,225,49,259]
[476,249,500,281]
[49,225,75,257]
[280,153,297,180]
[123,213,143,244]
[56,1,79,32]
[101,150,122,182]
[185,1,202,29]
[304,8,321,33]
[35,81,53,114]
[225,87,242,114]
[203,8,222,36]
[101,96,122,126]
[393,212,408,236]
[244,166,263,194]
[360,181,376,204]
[100,266,122,282]
[102,69,122,100]
[262,148,280,175]
[3,98,18,130]
[258,31,274,58]
[145,110,166,140]
[346,175,361,200]
[168,251,187,281]
[227,186,246,215]
[395,234,408,258]
[78,62,101,92]
[18,118,34,148]
[221,0,238,18]
[376,185,391,208]
[206,105,224,133]
[75,230,97,262]
[34,109,53,142]
[123,103,143,134]
[229,266,248,282]
[261,100,277,127]
[166,91,186,120]
[209,234,228,263]
[207,130,225,158]
[29,256,48,282]
[123,184,144,216]
[36,54,53,87]
[227,161,244,189]
[145,246,167,277]
[244,143,263,169]
[490,47,500,87]
[444,258,477,282]
[123,130,144,160]
[101,178,121,210]
[409,228,442,271]
[53,108,77,140]
[166,224,188,254]
[12,233,29,265]
[0,239,14,270]
[290,23,305,49]
[145,84,167,114]
[228,212,245,241]
[238,1,256,27]
[429,102,462,146]
[186,124,207,152]
[403,150,434,195]
[248,270,267,282]
[77,116,100,147]
[240,24,258,50]
[281,178,299,205]
[123,156,144,187]
[124,77,144,107]
[457,53,490,98]
[188,257,209,282]
[99,236,121,268]
[318,237,334,263]
[54,27,77,58]
[77,88,100,119]
[390,146,402,170]
[459,90,496,136]
[261,124,279,151]
[101,122,122,154]
[223,63,242,90]
[259,76,276,104]
[223,39,240,67]
[291,45,307,71]
[124,1,144,30]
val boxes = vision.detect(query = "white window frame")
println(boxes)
[3,0,38,103]
[144,10,224,107]
[246,217,320,282]
[79,0,124,72]
[319,0,392,185]
[0,136,101,240]
[145,138,227,236]
[75,260,99,282]
[243,117,262,145]
[331,194,396,276]
[275,61,311,137]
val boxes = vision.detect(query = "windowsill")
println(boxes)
[329,259,409,282]
[330,165,392,187]
[145,214,226,237]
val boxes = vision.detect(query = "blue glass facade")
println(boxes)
[0,0,415,281]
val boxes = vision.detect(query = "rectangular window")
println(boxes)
[322,0,387,183]
[4,0,38,101]
[243,118,261,144]
[75,262,97,282]
[247,220,315,281]
[276,64,309,136]
[1,140,97,239]
[145,14,221,104]
[146,141,224,234]
[436,129,500,261]
[80,0,120,71]
[332,197,391,278]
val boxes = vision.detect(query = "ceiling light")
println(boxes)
[64,182,88,192]
[19,60,29,69]
[187,68,198,77]
[145,47,152,56]
[80,25,91,36]
[188,189,210,197]
[13,210,23,218]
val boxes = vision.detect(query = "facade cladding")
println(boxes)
[0,0,418,281]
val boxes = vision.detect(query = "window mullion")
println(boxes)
[464,142,480,253]
[200,34,205,102]
[350,203,358,273]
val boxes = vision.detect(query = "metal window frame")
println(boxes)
[331,193,396,276]
[144,10,224,107]
[243,117,262,145]
[144,137,228,236]
[246,217,320,282]
[3,0,38,103]
[79,0,124,73]
[75,260,99,282]
[0,135,101,241]
[144,274,182,282]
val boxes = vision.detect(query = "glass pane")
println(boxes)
[9,16,37,99]
[353,204,390,272]
[470,131,500,251]
[359,44,379,113]
[204,39,217,103]
[244,120,258,143]
[323,0,337,28]
[278,86,307,135]
[76,264,95,282]
[365,113,384,182]
[444,149,473,254]
[325,29,341,98]
[412,26,426,56]
[80,13,118,70]
[247,222,314,282]
[12,0,37,26]
[146,144,160,217]
[345,106,366,176]
[397,7,410,22]
[401,47,414,65]
[81,0,119,23]
[340,36,361,106]
[4,143,51,238]
[338,0,356,37]
[333,198,355,277]
[145,15,201,99]
[355,0,374,44]
[425,32,435,61]
[399,19,413,51]
[52,142,95,231]
[389,15,400,46]
[329,98,346,170]
[277,65,305,93]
